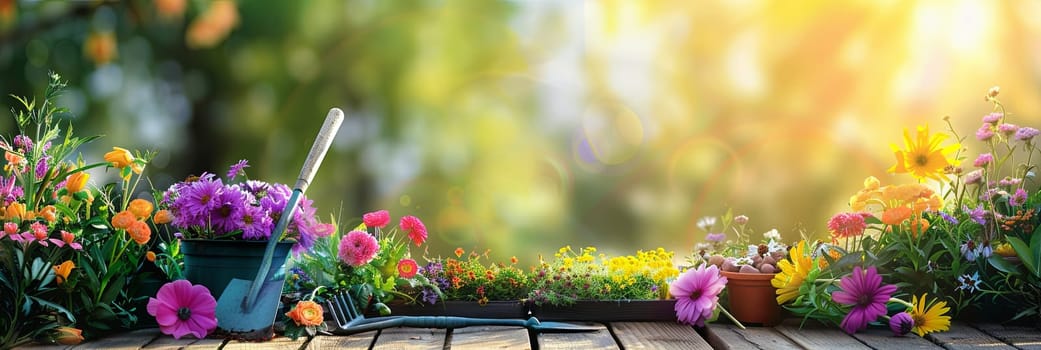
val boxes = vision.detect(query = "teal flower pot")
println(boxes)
[181,239,293,300]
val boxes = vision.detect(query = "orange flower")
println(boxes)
[510,256,518,264]
[5,202,26,220]
[127,220,151,245]
[186,1,239,49]
[146,251,157,262]
[65,172,89,193]
[54,326,84,345]
[111,211,137,229]
[154,0,187,20]
[83,31,118,66]
[104,147,142,174]
[285,300,324,327]
[881,206,912,226]
[129,199,154,219]
[910,218,930,238]
[4,151,23,165]
[455,248,465,258]
[153,209,174,224]
[40,205,57,223]
[53,260,75,285]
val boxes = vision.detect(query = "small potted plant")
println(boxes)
[689,210,786,326]
[402,247,529,318]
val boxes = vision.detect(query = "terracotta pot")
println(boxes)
[720,271,781,326]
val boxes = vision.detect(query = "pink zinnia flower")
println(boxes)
[670,264,727,327]
[338,230,380,267]
[399,215,427,247]
[831,266,897,334]
[146,280,217,339]
[973,153,993,168]
[363,210,390,228]
[982,112,1003,124]
[976,124,994,141]
[998,123,1019,136]
[890,311,914,336]
[1010,188,1028,207]
[398,258,419,278]
[827,212,868,239]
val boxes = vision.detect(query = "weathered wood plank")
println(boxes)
[14,342,72,349]
[610,322,711,350]
[371,328,447,350]
[851,326,943,349]
[221,336,307,350]
[448,326,531,350]
[774,319,869,349]
[705,324,801,350]
[69,328,162,350]
[305,331,376,350]
[922,322,1014,350]
[537,322,617,350]
[972,323,1041,350]
[143,334,223,350]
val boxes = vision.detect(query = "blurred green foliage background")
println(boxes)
[1,0,1039,262]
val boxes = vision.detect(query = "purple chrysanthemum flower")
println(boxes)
[238,204,274,240]
[1010,188,1028,207]
[34,156,49,179]
[240,180,271,200]
[998,177,1022,187]
[424,262,444,276]
[1015,127,1040,143]
[962,205,987,225]
[705,233,726,243]
[210,188,246,234]
[938,212,959,225]
[260,183,292,218]
[420,288,439,305]
[173,174,223,227]
[13,135,32,151]
[973,153,993,168]
[889,312,914,336]
[670,264,727,327]
[226,160,249,180]
[982,112,1002,124]
[976,124,994,141]
[831,266,897,334]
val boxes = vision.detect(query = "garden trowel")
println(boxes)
[215,108,343,334]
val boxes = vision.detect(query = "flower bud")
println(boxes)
[65,172,89,193]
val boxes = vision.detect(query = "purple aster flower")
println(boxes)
[0,175,23,206]
[173,174,223,227]
[937,212,958,225]
[982,112,1002,124]
[670,264,727,327]
[39,141,51,152]
[705,233,726,243]
[976,124,994,141]
[831,266,897,334]
[34,156,49,179]
[980,188,1003,202]
[260,183,291,217]
[226,159,249,180]
[13,135,32,151]
[890,312,914,336]
[962,205,987,225]
[1015,127,1040,142]
[1010,188,1028,207]
[998,123,1019,136]
[424,262,444,276]
[210,188,246,234]
[998,177,1022,187]
[420,288,439,305]
[238,204,274,240]
[973,153,993,168]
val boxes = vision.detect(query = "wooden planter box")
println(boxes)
[366,300,528,319]
[529,299,676,322]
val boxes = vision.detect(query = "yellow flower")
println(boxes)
[994,243,1016,257]
[53,260,75,285]
[772,240,816,304]
[910,294,951,337]
[65,171,89,193]
[104,147,143,174]
[888,125,960,182]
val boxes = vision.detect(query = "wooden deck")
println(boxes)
[16,320,1041,349]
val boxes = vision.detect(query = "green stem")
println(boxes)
[888,297,913,309]
[716,303,746,329]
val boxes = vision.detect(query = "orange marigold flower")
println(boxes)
[881,207,912,226]
[111,210,137,230]
[153,209,174,224]
[285,300,324,327]
[455,248,464,258]
[910,218,930,238]
[129,199,154,219]
[128,220,151,245]
[65,172,89,193]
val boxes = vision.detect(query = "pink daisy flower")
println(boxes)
[976,124,994,141]
[831,266,897,334]
[146,280,217,339]
[973,153,993,168]
[398,258,419,278]
[982,112,1002,124]
[827,212,868,239]
[338,230,380,267]
[669,264,727,327]
[399,215,427,247]
[363,210,390,228]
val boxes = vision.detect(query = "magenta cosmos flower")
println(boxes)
[399,215,427,246]
[827,212,868,239]
[339,230,380,267]
[669,264,727,327]
[147,280,217,339]
[363,210,390,228]
[832,266,897,334]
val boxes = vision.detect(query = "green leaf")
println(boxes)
[29,296,75,322]
[1007,237,1039,278]
[987,254,1020,275]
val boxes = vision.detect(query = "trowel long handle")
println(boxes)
[244,108,344,309]
[295,108,344,193]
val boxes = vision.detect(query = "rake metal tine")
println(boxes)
[342,291,360,321]
[327,291,352,328]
